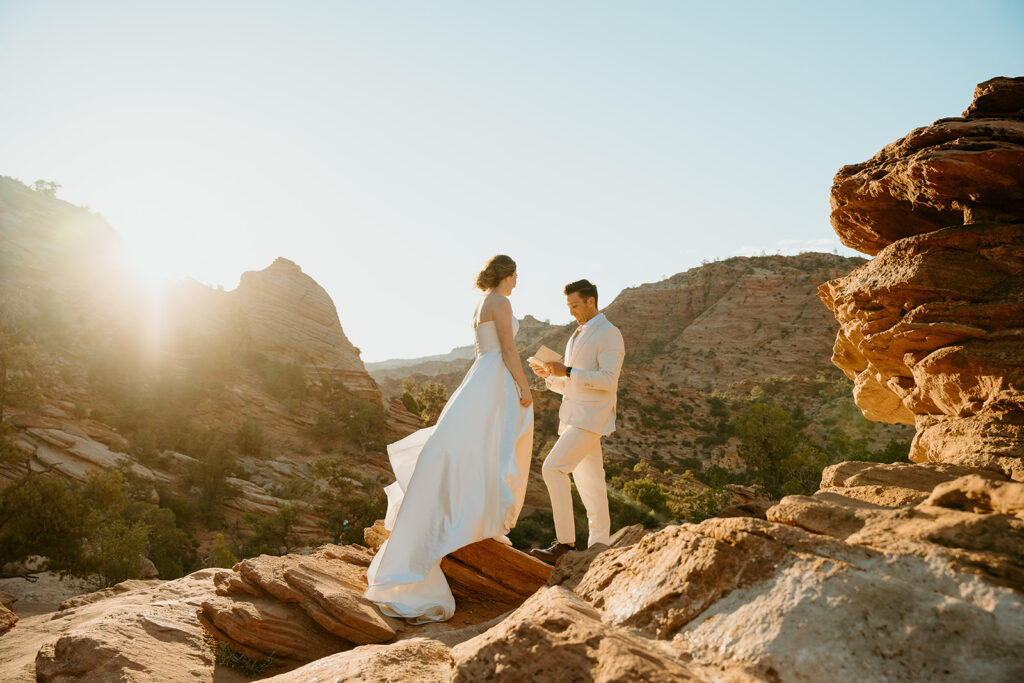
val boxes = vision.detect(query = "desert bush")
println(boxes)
[85,519,149,586]
[622,476,668,513]
[186,440,240,527]
[312,457,387,543]
[400,379,449,426]
[207,532,238,568]
[240,503,304,557]
[667,474,733,523]
[236,417,269,458]
[0,469,195,586]
[345,400,386,453]
[866,438,911,463]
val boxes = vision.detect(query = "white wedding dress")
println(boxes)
[364,314,534,623]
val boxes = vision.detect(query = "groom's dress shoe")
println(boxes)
[530,542,575,563]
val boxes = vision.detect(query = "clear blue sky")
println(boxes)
[1,1,1021,360]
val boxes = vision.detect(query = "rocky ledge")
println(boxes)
[1,460,1020,681]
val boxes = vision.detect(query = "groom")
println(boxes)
[528,279,625,562]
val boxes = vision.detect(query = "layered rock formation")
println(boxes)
[601,253,865,391]
[233,257,380,402]
[0,176,127,324]
[821,77,1024,479]
[3,415,159,493]
[197,529,550,666]
[160,257,381,404]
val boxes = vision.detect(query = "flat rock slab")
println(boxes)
[0,570,233,683]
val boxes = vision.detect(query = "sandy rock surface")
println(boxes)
[0,570,242,683]
[0,572,95,617]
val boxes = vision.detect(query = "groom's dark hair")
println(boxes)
[564,279,598,306]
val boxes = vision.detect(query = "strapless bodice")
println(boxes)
[473,317,518,356]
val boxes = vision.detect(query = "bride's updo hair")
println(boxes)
[475,254,516,290]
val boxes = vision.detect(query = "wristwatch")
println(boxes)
[565,366,572,378]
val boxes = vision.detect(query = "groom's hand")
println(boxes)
[529,361,551,378]
[545,362,568,377]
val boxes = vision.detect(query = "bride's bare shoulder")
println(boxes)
[482,292,511,312]
[476,292,510,324]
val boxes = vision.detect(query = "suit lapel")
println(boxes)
[568,314,605,366]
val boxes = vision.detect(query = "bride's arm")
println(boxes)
[492,298,533,407]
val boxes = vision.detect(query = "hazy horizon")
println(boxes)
[2,1,1021,359]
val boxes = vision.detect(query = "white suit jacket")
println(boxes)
[544,313,625,436]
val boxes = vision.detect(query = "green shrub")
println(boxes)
[345,400,386,453]
[209,637,274,677]
[312,457,387,544]
[607,491,659,529]
[209,533,238,568]
[187,441,239,527]
[667,477,732,523]
[866,438,911,463]
[0,470,197,586]
[85,519,149,586]
[622,476,668,513]
[508,510,551,549]
[236,418,269,458]
[240,503,303,557]
[401,380,449,426]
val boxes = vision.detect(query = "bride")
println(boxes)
[364,254,535,623]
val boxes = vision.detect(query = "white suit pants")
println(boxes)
[542,425,610,547]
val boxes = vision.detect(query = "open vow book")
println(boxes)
[527,344,562,367]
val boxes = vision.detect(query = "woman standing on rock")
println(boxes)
[364,254,535,623]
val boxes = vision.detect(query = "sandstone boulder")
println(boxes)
[550,495,1024,681]
[821,78,1024,479]
[818,459,1010,506]
[198,544,400,663]
[925,473,1024,519]
[0,570,222,683]
[451,586,703,682]
[830,77,1024,254]
[199,531,552,667]
[0,602,16,637]
[263,637,454,683]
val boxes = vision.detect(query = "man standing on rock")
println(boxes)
[529,279,625,562]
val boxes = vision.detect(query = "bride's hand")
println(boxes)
[519,386,533,407]
[529,362,550,378]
